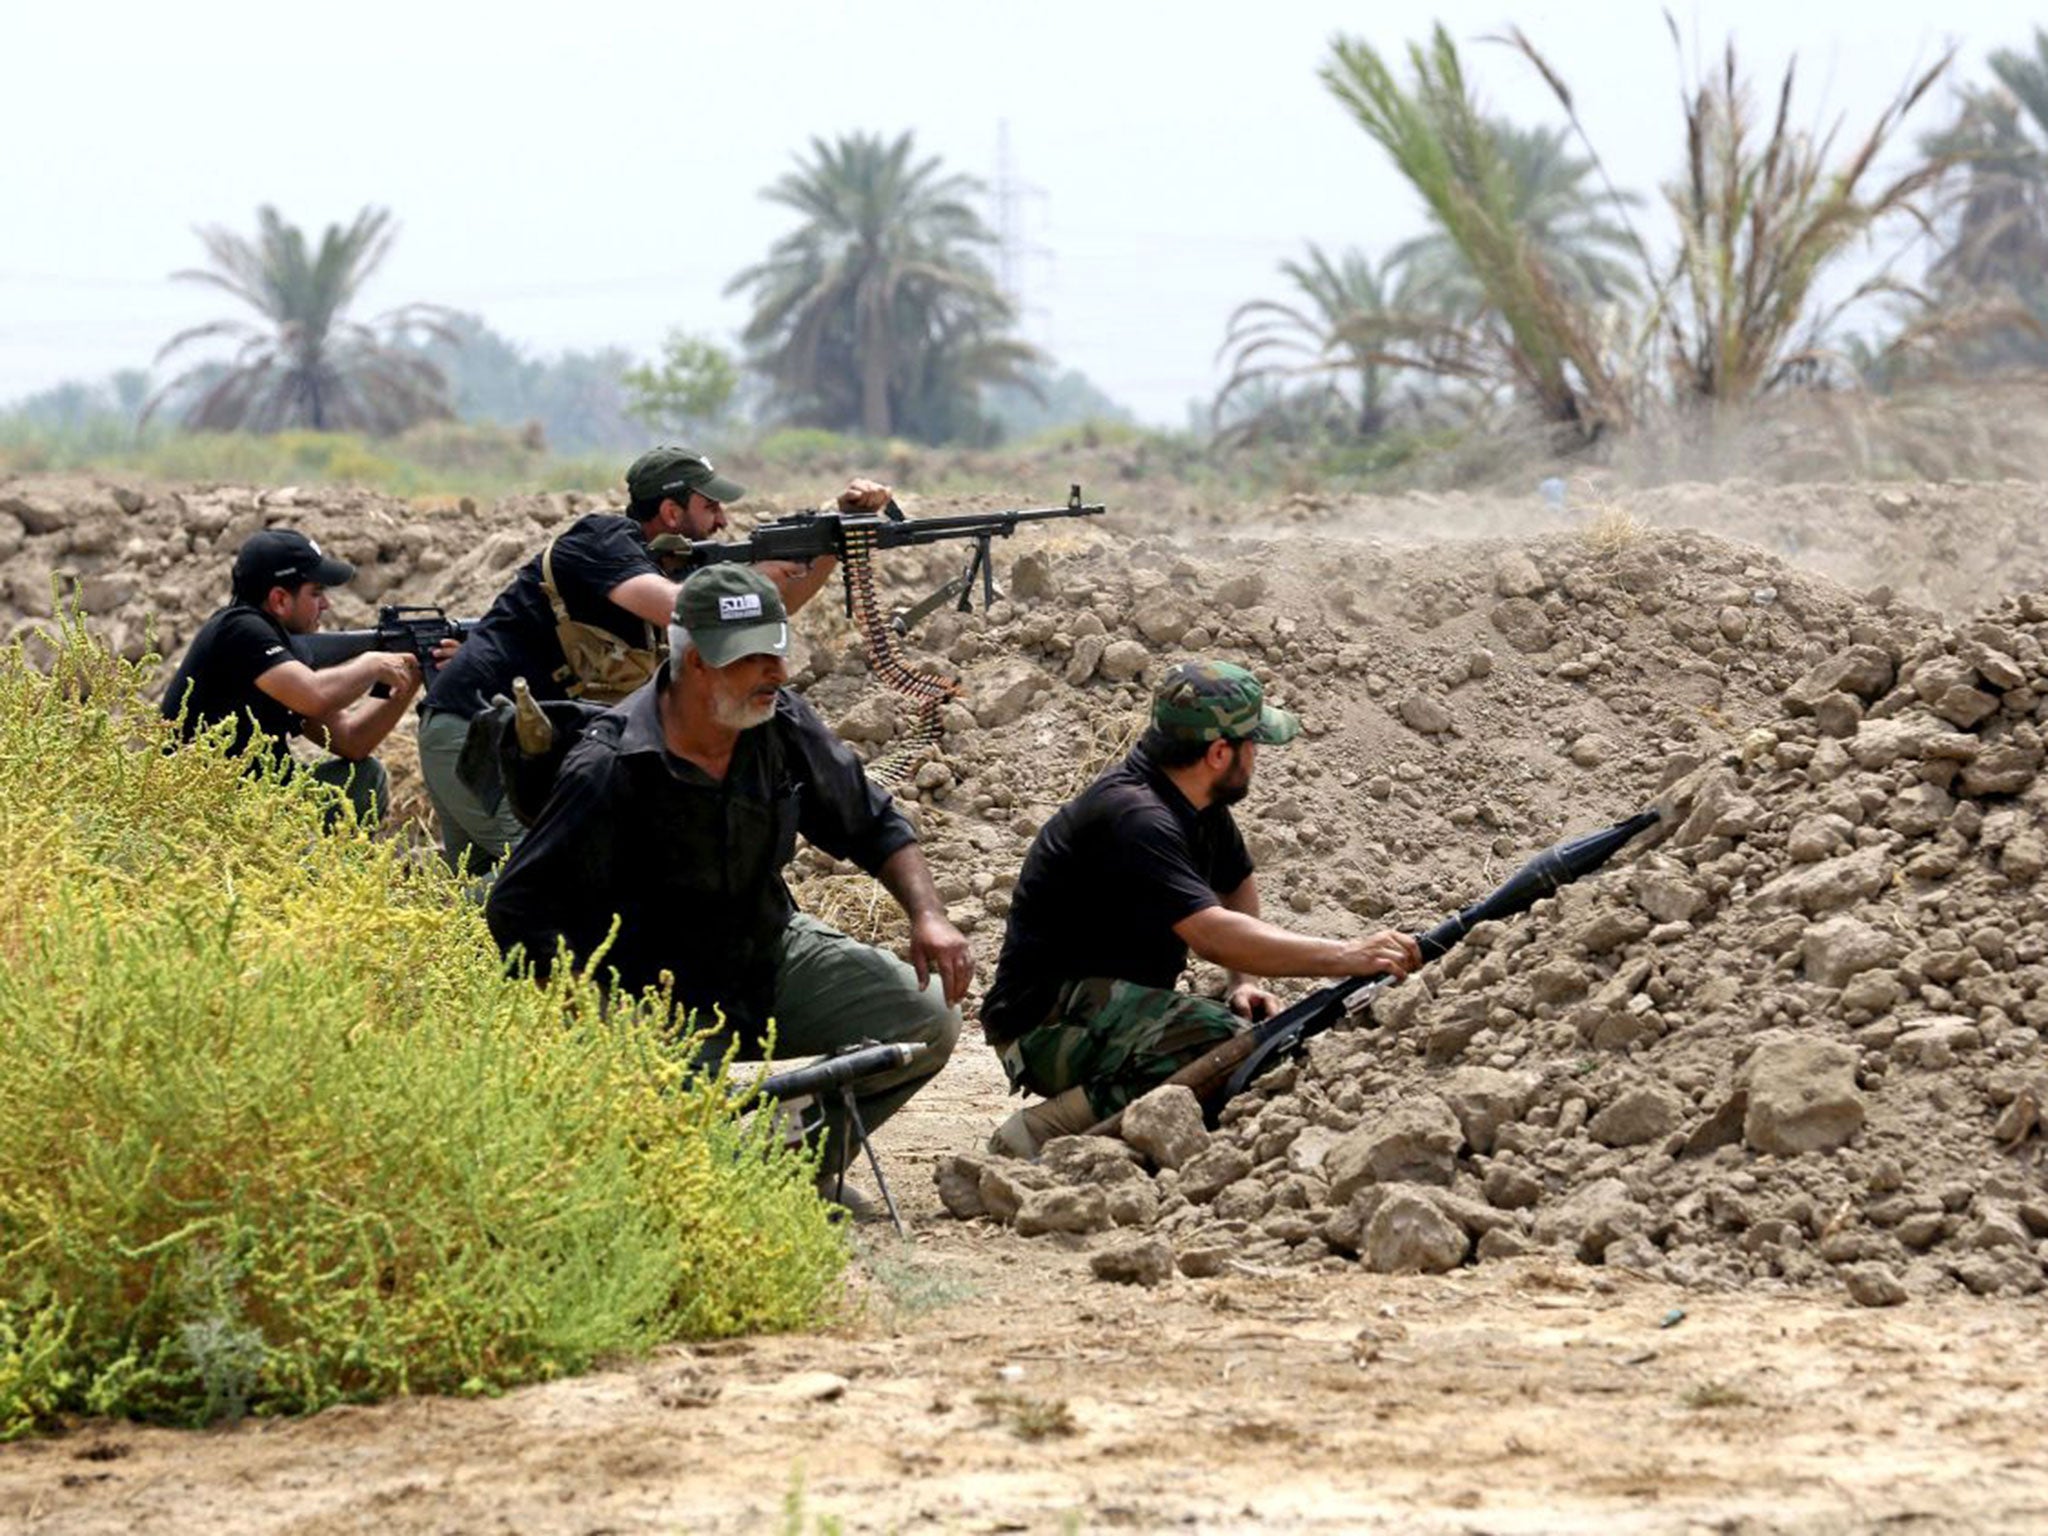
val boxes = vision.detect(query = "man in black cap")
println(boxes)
[487,564,970,1204]
[418,444,885,874]
[161,528,422,825]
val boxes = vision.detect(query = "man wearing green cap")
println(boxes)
[417,444,888,873]
[979,659,1422,1156]
[485,564,970,1202]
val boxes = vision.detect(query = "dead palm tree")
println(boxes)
[727,131,1037,441]
[150,205,455,435]
[1656,34,1952,403]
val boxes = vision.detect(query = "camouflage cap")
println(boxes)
[1151,660,1300,745]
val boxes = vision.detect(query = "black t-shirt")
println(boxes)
[159,604,302,764]
[423,512,660,720]
[979,745,1255,1045]
[484,670,918,1037]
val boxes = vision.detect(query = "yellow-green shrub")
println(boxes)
[0,618,846,1435]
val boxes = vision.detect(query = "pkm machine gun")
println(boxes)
[679,484,1106,625]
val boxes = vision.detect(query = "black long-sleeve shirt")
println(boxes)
[485,668,916,1037]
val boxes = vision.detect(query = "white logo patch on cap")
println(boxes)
[718,593,764,621]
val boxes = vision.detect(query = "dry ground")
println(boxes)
[5,1047,2047,1535]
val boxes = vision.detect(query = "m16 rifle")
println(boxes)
[1086,808,1664,1140]
[295,604,474,681]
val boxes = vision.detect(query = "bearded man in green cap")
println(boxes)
[978,659,1422,1157]
[418,444,889,874]
[486,564,969,1206]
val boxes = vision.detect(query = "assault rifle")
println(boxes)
[295,605,474,680]
[669,484,1105,625]
[1087,808,1663,1140]
[745,1041,930,1235]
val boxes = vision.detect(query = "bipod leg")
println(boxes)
[955,535,999,613]
[837,1085,906,1238]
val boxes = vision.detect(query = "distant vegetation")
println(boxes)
[1218,21,2048,478]
[10,22,2048,489]
[0,617,847,1434]
[149,205,457,435]
[727,129,1040,445]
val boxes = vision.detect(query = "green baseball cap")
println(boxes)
[1151,660,1300,745]
[674,565,789,668]
[626,445,746,506]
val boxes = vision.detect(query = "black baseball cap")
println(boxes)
[231,529,355,602]
[626,445,746,506]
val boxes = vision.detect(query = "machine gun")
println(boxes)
[671,485,1105,625]
[295,604,474,681]
[1087,808,1664,1140]
[742,1041,931,1236]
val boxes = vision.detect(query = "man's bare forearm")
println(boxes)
[876,843,947,924]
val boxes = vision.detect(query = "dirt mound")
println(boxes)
[1121,476,2048,620]
[950,590,2048,1304]
[7,468,2046,1310]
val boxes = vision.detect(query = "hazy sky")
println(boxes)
[1,1,2028,426]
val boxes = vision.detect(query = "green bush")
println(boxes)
[0,618,846,1435]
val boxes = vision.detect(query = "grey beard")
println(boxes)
[710,691,776,732]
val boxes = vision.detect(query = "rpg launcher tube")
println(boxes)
[756,1041,927,1103]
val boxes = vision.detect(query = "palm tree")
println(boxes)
[1389,121,1642,317]
[150,205,455,435]
[1919,30,2048,369]
[1657,40,1951,404]
[1215,245,1448,439]
[1320,27,1637,437]
[727,131,1038,441]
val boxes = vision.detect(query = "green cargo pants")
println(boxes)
[1000,977,1245,1120]
[418,707,525,876]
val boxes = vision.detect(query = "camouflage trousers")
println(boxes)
[999,977,1246,1119]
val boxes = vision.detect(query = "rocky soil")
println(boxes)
[5,466,2048,1530]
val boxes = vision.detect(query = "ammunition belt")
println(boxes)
[841,529,959,789]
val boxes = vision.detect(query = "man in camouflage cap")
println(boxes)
[978,660,1421,1156]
